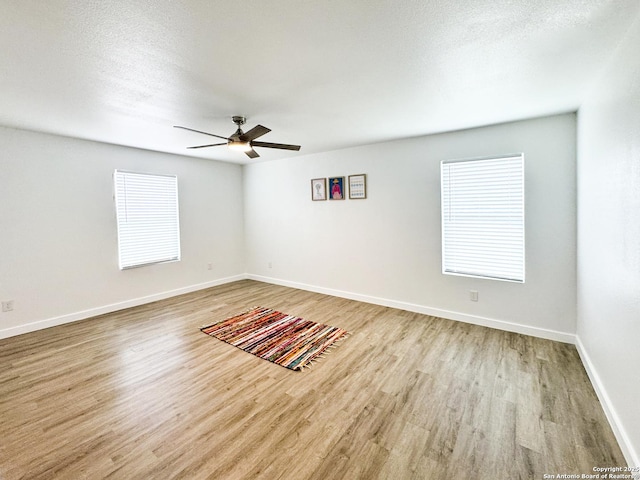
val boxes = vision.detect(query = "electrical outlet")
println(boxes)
[2,300,14,312]
[207,263,213,270]
[469,290,478,302]
[268,262,273,269]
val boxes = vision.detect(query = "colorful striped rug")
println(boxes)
[200,307,349,371]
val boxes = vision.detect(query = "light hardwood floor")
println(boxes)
[0,280,626,479]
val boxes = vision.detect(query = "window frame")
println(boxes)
[113,169,181,270]
[440,153,525,283]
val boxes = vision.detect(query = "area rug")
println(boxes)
[200,306,349,371]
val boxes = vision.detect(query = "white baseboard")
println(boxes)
[575,336,639,468]
[0,274,246,340]
[246,274,576,344]
[2,273,575,345]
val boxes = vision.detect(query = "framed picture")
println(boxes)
[311,178,327,201]
[328,177,345,200]
[348,174,367,199]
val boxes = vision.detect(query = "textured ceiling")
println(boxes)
[1,0,639,164]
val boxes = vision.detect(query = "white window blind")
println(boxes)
[441,154,524,282]
[114,170,181,270]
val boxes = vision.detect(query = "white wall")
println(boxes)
[244,114,577,341]
[576,10,640,467]
[0,126,245,338]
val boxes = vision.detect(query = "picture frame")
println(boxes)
[311,178,327,201]
[328,177,345,200]
[348,174,367,199]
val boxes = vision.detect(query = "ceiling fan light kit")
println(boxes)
[174,115,301,159]
[227,140,252,152]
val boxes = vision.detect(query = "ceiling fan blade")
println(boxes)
[187,143,227,149]
[252,141,301,151]
[241,125,271,141]
[245,148,260,159]
[174,125,229,141]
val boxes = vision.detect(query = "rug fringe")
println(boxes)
[296,333,350,371]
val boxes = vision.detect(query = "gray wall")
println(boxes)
[244,114,577,341]
[576,11,640,467]
[0,126,245,337]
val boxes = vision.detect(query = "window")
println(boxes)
[114,170,181,270]
[441,154,524,282]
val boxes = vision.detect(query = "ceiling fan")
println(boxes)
[174,116,301,159]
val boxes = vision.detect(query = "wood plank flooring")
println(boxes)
[0,280,626,479]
